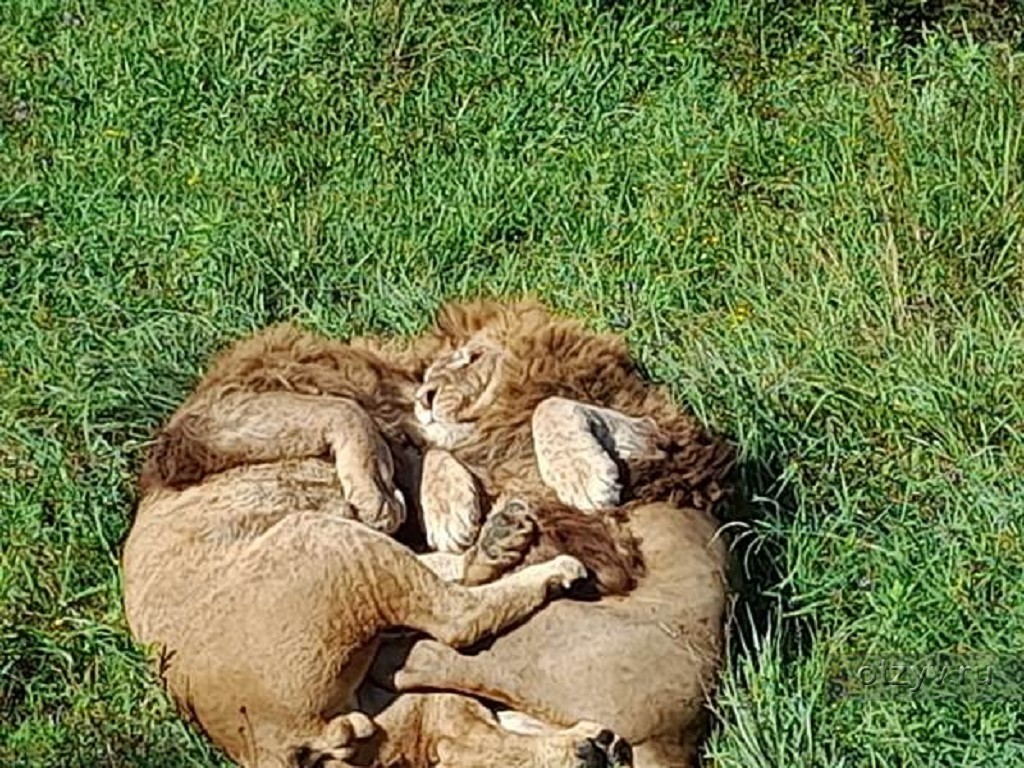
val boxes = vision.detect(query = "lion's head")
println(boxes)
[413,334,507,449]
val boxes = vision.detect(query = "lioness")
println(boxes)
[124,326,633,767]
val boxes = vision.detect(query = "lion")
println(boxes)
[123,326,635,768]
[136,317,648,597]
[140,300,729,598]
[393,298,734,596]
[357,299,734,765]
[131,298,734,766]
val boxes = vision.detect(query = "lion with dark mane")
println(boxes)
[124,298,735,767]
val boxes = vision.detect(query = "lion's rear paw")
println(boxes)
[480,497,538,562]
[548,554,588,591]
[574,727,633,768]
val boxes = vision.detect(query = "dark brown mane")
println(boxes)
[523,503,645,596]
[431,299,736,519]
[137,300,733,600]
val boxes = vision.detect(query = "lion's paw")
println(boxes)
[533,398,624,513]
[305,711,377,764]
[348,481,407,536]
[421,450,483,554]
[573,726,634,768]
[548,554,588,591]
[479,497,537,562]
[463,497,538,585]
[337,431,408,535]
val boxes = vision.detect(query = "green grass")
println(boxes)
[2,1,1022,765]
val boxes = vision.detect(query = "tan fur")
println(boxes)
[123,330,638,767]
[350,689,636,768]
[123,459,603,767]
[128,300,733,765]
[139,302,723,596]
[376,501,730,767]
[419,449,484,553]
[138,323,430,499]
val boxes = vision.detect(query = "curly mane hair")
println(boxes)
[138,323,429,495]
[137,299,734,597]
[421,298,737,514]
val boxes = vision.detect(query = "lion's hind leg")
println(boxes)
[393,551,587,648]
[498,711,635,768]
[366,693,634,768]
[210,513,588,768]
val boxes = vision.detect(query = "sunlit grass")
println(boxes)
[2,1,1022,765]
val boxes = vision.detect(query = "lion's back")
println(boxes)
[123,468,414,664]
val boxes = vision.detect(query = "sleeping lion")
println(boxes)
[392,298,734,595]
[365,299,734,765]
[130,298,734,766]
[124,323,634,767]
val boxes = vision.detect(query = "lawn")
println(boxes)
[1,1,1022,765]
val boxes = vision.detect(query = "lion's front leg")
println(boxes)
[420,448,484,553]
[532,397,661,512]
[153,390,407,533]
[416,551,471,582]
[326,397,409,535]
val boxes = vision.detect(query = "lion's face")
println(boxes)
[414,338,505,448]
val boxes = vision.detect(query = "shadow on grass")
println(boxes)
[769,0,1023,48]
[688,445,813,757]
[723,451,810,658]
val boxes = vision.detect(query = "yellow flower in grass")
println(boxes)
[996,529,1019,556]
[728,301,752,327]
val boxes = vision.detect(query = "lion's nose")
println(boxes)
[417,386,437,411]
